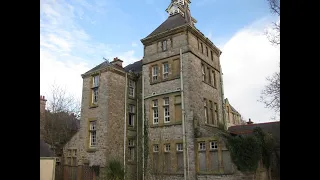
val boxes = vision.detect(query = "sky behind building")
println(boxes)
[40,0,280,123]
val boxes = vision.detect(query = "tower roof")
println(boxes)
[146,0,196,38]
[146,14,188,38]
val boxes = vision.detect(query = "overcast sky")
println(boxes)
[40,0,280,123]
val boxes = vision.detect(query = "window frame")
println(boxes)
[199,142,206,151]
[129,105,135,127]
[89,121,97,148]
[152,65,158,82]
[163,63,169,79]
[153,100,159,124]
[128,80,135,98]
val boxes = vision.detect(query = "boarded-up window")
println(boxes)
[177,152,183,172]
[175,95,181,104]
[210,151,219,171]
[153,153,159,173]
[223,151,234,174]
[175,95,182,121]
[164,153,171,173]
[199,152,206,171]
[173,59,180,77]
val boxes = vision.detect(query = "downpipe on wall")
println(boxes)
[180,48,188,180]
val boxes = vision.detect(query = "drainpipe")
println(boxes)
[124,73,128,178]
[142,71,145,180]
[136,97,139,180]
[180,49,187,180]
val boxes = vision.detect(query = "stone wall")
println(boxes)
[63,68,127,169]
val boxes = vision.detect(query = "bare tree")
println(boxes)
[259,68,280,114]
[265,0,280,46]
[42,84,81,155]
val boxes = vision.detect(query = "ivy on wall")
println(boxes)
[223,127,275,172]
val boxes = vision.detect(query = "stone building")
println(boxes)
[63,58,143,180]
[62,1,258,180]
[225,98,242,128]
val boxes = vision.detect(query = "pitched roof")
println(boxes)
[228,121,280,146]
[83,60,111,75]
[124,60,142,73]
[83,60,125,76]
[146,14,188,38]
[230,105,239,114]
[40,139,54,157]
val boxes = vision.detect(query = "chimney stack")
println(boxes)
[247,118,253,124]
[40,95,47,114]
[110,57,123,67]
[40,95,47,139]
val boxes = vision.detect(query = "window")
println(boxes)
[210,50,213,61]
[164,97,169,105]
[162,40,167,51]
[164,107,170,123]
[91,75,99,105]
[129,80,135,97]
[214,103,219,124]
[206,47,208,56]
[152,66,158,82]
[201,64,205,81]
[92,89,98,104]
[89,121,97,147]
[153,100,159,124]
[153,99,158,107]
[209,100,214,125]
[208,67,211,84]
[212,70,216,87]
[204,99,208,124]
[164,97,170,123]
[73,149,77,156]
[129,105,135,127]
[199,142,206,151]
[66,149,77,166]
[200,42,203,53]
[176,143,183,152]
[163,63,169,79]
[153,144,159,152]
[128,140,135,161]
[128,139,134,146]
[164,144,170,152]
[93,75,99,88]
[210,141,218,150]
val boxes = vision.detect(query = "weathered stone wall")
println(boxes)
[142,27,227,179]
[105,71,126,164]
[63,68,127,169]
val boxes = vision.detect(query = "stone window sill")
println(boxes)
[150,121,182,128]
[87,148,97,153]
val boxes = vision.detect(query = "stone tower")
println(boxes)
[141,0,225,179]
